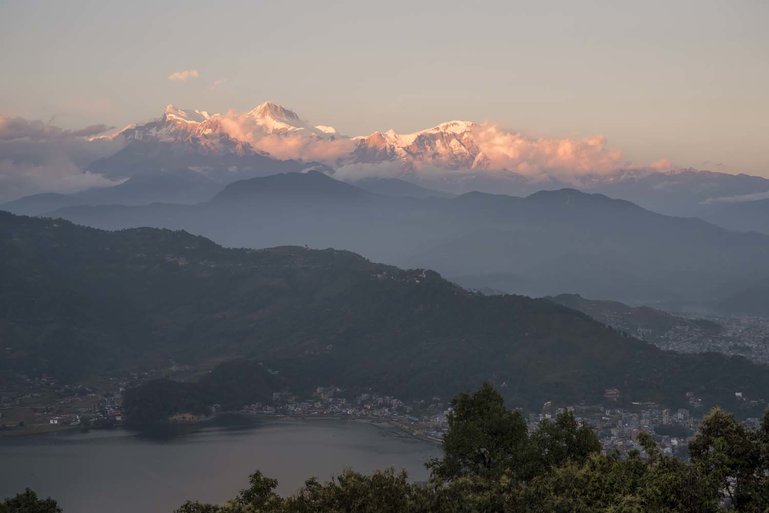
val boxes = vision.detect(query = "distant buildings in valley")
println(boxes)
[2,366,765,459]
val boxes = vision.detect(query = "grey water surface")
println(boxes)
[0,417,439,513]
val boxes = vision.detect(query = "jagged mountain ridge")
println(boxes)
[350,120,488,170]
[107,102,491,171]
[700,198,769,235]
[5,101,768,234]
[87,102,769,219]
[118,102,338,147]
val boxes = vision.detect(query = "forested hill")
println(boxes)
[1,210,767,412]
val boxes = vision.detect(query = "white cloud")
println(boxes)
[0,158,120,203]
[209,78,228,90]
[192,107,633,179]
[705,190,769,204]
[0,117,113,142]
[0,115,124,202]
[0,116,64,141]
[212,110,356,161]
[167,69,200,82]
[465,124,628,180]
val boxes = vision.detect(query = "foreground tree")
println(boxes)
[428,383,530,482]
[283,469,426,513]
[689,408,769,512]
[174,502,220,513]
[511,433,720,513]
[0,489,61,513]
[175,471,282,513]
[530,409,601,472]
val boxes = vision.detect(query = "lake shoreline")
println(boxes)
[0,413,443,446]
[0,423,84,439]
[1,415,440,513]
[151,412,444,445]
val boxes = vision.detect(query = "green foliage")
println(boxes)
[431,387,718,512]
[430,384,601,484]
[689,408,769,511]
[283,469,423,513]
[429,383,530,481]
[173,469,424,513]
[511,449,718,513]
[123,360,279,425]
[3,211,769,417]
[123,378,209,425]
[0,489,61,513]
[174,502,221,513]
[229,471,282,511]
[530,409,602,471]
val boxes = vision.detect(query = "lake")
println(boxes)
[0,417,441,513]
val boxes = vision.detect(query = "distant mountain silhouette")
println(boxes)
[2,171,221,215]
[211,170,372,204]
[588,169,769,218]
[353,177,453,199]
[39,172,769,309]
[701,198,769,235]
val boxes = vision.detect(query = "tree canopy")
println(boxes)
[0,489,62,513]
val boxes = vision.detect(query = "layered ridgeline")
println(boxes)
[2,211,768,418]
[34,171,769,308]
[547,294,723,344]
[700,198,769,236]
[5,101,769,227]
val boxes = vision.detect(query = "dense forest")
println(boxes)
[3,212,769,414]
[5,385,769,513]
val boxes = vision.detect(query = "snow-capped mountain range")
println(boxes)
[107,101,630,178]
[72,101,768,218]
[350,120,489,170]
[4,101,769,227]
[124,102,339,144]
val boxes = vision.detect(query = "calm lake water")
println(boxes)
[0,417,440,513]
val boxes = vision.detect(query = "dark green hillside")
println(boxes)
[122,359,280,425]
[1,211,767,413]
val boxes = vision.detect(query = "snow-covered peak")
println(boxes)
[429,120,478,134]
[118,101,342,158]
[114,102,627,179]
[315,125,337,135]
[247,102,301,123]
[359,121,479,148]
[350,120,485,169]
[163,105,210,124]
[121,103,493,171]
[238,101,339,138]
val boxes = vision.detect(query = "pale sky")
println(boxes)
[1,0,768,175]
